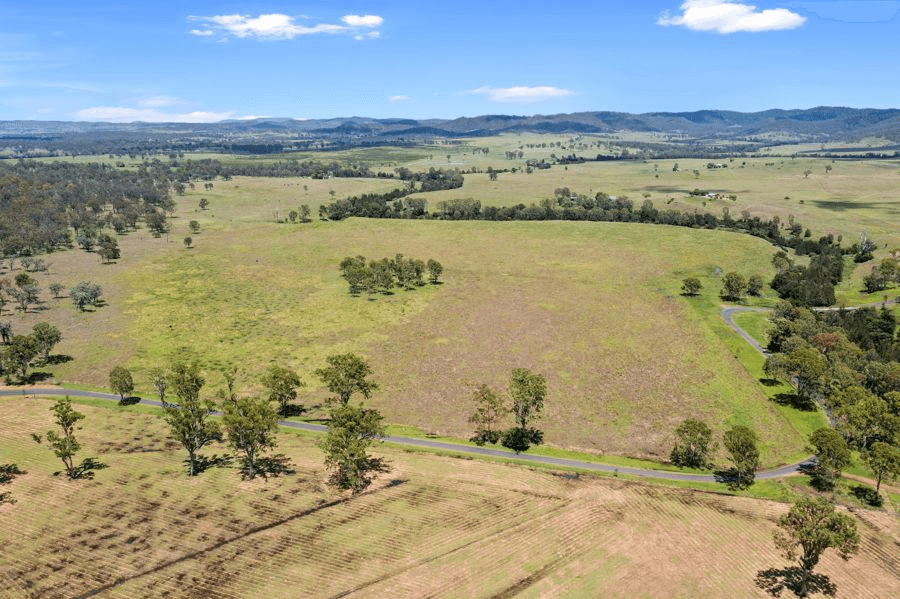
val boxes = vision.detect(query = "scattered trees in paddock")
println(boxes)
[468,385,507,445]
[863,442,900,494]
[320,402,388,494]
[719,272,747,301]
[2,335,40,382]
[109,365,135,402]
[32,322,61,363]
[772,497,859,599]
[722,425,760,489]
[49,282,65,298]
[261,364,305,416]
[70,281,103,312]
[468,369,547,453]
[808,427,852,490]
[162,360,219,477]
[681,277,702,296]
[222,394,280,480]
[33,397,84,479]
[315,353,379,406]
[670,418,716,469]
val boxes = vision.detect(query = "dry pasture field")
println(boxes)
[1,398,898,598]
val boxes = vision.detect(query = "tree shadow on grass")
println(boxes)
[796,463,836,492]
[240,454,295,480]
[755,567,836,597]
[188,453,233,475]
[278,404,306,418]
[714,468,755,490]
[850,483,883,507]
[45,354,73,365]
[54,457,108,480]
[23,371,53,384]
[118,396,141,406]
[759,377,781,387]
[773,392,817,411]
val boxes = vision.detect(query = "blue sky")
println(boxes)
[1,1,899,122]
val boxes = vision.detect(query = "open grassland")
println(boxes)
[1,398,898,599]
[12,197,813,463]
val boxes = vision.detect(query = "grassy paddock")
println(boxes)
[1,397,897,599]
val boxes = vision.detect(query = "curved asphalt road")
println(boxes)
[1,375,812,482]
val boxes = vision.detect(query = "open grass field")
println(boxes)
[1,397,898,599]
[5,188,815,464]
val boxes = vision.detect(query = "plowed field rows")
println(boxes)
[1,398,898,598]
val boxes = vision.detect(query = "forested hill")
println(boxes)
[3,107,900,140]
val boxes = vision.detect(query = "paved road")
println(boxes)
[1,385,811,483]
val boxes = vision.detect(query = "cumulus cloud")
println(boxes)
[469,86,574,103]
[342,14,383,28]
[658,1,807,33]
[74,106,254,123]
[188,13,383,40]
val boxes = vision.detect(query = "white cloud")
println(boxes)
[469,86,574,103]
[74,106,251,123]
[188,13,383,40]
[390,95,411,102]
[658,1,807,33]
[137,96,183,108]
[342,14,383,28]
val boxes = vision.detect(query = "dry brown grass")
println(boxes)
[1,398,897,598]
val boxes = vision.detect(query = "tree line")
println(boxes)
[339,255,442,295]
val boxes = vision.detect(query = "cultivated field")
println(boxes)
[1,398,898,599]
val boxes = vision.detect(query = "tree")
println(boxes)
[261,364,305,415]
[163,361,219,476]
[747,273,764,297]
[501,368,546,453]
[199,197,209,210]
[427,259,443,284]
[222,395,279,479]
[808,427,852,488]
[773,496,859,598]
[784,348,826,409]
[468,384,506,445]
[681,277,702,296]
[9,284,39,313]
[183,236,192,248]
[40,397,85,479]
[96,234,120,263]
[300,204,311,222]
[315,353,378,406]
[49,282,65,298]
[719,272,747,301]
[109,365,134,401]
[670,418,715,469]
[70,281,102,311]
[31,322,61,363]
[189,220,201,234]
[723,425,759,488]
[320,403,388,493]
[3,335,39,381]
[863,442,900,494]
[0,463,24,505]
[836,394,893,450]
[148,366,167,403]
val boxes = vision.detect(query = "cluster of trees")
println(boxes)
[98,353,389,493]
[0,322,62,382]
[0,161,175,256]
[468,368,547,453]
[322,169,464,220]
[862,256,899,293]
[338,255,443,295]
[718,272,765,301]
[670,419,759,489]
[762,302,900,496]
[770,248,845,307]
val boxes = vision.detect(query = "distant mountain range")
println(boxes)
[3,107,900,141]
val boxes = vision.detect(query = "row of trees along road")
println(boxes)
[105,353,389,492]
